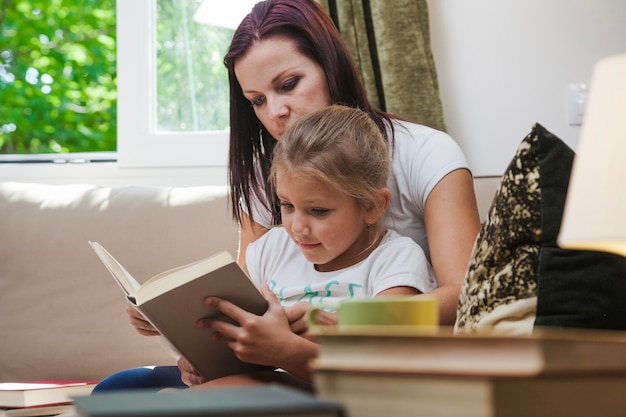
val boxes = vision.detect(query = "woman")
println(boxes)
[225,0,479,325]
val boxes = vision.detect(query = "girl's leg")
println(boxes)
[92,366,186,392]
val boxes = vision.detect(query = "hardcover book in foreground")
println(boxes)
[89,241,270,381]
[314,370,626,417]
[313,326,626,376]
[73,384,345,417]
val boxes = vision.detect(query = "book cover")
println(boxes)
[89,241,271,381]
[313,326,626,376]
[0,381,97,408]
[73,384,346,417]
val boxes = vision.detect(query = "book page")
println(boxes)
[137,251,237,304]
[88,241,141,298]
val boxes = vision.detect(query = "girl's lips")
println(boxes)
[298,242,321,250]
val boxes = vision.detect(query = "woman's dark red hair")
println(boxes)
[224,0,392,224]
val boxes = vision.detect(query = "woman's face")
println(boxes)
[234,37,331,140]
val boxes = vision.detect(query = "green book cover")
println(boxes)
[73,384,345,417]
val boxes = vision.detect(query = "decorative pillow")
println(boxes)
[534,134,626,329]
[455,126,542,334]
[455,123,626,334]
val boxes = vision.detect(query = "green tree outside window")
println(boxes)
[0,0,234,156]
[0,0,117,154]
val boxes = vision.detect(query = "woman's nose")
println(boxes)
[267,96,288,121]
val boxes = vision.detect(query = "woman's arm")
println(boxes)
[423,168,481,324]
[237,212,270,274]
[377,286,421,297]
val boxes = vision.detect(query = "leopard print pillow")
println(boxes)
[455,129,541,333]
[456,123,626,334]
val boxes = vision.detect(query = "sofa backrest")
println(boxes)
[0,182,239,381]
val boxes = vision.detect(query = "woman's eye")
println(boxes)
[250,96,265,107]
[281,77,299,92]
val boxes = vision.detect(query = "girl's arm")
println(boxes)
[423,168,481,324]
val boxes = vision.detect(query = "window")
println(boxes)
[1,0,256,172]
[118,0,257,168]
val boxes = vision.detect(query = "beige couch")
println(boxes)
[0,177,500,383]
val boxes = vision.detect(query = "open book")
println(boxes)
[89,241,270,381]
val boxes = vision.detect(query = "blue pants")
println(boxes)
[92,366,187,392]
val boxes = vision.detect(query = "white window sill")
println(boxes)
[0,161,228,188]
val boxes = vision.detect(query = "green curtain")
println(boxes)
[317,0,446,132]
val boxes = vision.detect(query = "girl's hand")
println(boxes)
[126,305,160,336]
[284,302,311,335]
[197,284,318,380]
[177,356,206,387]
[198,285,297,366]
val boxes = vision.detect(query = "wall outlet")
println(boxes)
[568,83,588,126]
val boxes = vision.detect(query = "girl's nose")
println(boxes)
[290,212,309,235]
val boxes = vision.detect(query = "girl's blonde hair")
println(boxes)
[270,105,390,241]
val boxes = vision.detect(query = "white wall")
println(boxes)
[428,0,626,176]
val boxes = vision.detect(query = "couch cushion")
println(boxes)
[455,124,626,334]
[0,182,238,381]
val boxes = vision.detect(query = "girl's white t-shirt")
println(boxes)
[246,228,437,308]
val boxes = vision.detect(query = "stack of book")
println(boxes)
[312,327,626,417]
[0,380,97,417]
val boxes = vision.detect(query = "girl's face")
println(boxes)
[234,37,331,140]
[276,170,374,272]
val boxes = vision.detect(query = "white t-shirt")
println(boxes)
[246,120,470,262]
[246,228,437,308]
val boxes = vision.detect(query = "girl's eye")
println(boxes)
[279,202,294,210]
[311,208,329,216]
[281,77,298,92]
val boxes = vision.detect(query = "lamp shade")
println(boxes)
[558,53,626,257]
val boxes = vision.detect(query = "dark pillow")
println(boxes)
[455,123,626,333]
[534,127,626,330]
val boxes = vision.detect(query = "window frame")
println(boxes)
[117,0,229,168]
[0,0,229,186]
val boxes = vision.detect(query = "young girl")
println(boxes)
[178,105,437,389]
